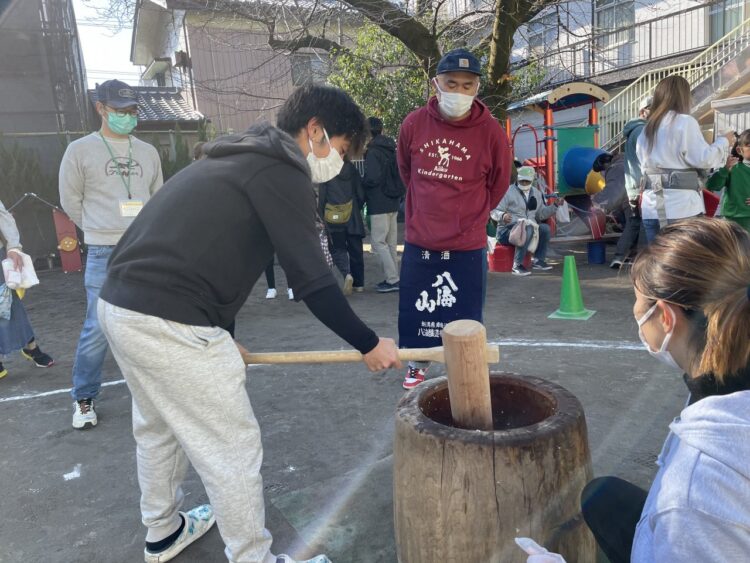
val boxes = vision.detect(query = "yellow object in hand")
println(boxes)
[585,170,606,195]
[15,288,25,299]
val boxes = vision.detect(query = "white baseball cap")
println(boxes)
[517,166,536,183]
[639,96,653,112]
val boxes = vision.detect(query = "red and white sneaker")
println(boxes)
[402,366,426,390]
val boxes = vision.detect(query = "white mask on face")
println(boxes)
[636,303,682,370]
[518,182,532,193]
[433,79,476,119]
[307,128,344,183]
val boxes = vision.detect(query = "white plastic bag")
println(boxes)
[555,201,571,223]
[515,537,567,563]
[2,250,39,290]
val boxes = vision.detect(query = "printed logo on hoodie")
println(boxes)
[417,137,473,182]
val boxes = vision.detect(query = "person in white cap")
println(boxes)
[491,166,563,276]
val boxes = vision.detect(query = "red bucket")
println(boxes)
[489,244,531,272]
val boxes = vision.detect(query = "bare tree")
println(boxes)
[96,0,570,117]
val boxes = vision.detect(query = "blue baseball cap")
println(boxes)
[436,49,482,76]
[96,79,138,109]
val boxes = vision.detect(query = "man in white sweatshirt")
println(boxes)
[59,79,163,429]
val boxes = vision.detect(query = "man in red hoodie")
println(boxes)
[397,49,511,389]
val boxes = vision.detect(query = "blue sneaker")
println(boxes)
[376,281,399,293]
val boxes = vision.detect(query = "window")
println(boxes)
[291,53,329,86]
[595,0,635,50]
[710,0,744,42]
[528,12,558,56]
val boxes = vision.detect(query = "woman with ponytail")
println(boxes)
[636,75,734,242]
[577,217,750,563]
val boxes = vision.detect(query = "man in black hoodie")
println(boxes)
[362,117,403,293]
[97,85,401,563]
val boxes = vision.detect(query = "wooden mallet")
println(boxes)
[240,345,499,366]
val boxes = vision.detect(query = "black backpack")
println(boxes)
[381,151,407,199]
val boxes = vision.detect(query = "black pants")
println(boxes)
[265,259,275,289]
[329,231,365,287]
[614,201,643,260]
[581,476,648,563]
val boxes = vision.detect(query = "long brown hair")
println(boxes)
[643,75,692,151]
[631,217,750,382]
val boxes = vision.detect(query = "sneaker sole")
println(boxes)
[376,287,399,293]
[72,419,98,430]
[533,267,553,271]
[20,350,54,368]
[512,271,531,276]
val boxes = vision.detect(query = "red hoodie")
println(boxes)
[397,96,511,251]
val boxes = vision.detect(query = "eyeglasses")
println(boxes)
[105,106,138,117]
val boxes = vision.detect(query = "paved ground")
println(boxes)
[0,241,686,563]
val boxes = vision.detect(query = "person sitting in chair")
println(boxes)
[491,166,562,276]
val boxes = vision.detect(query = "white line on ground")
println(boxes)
[63,463,82,481]
[0,379,127,404]
[491,339,644,351]
[0,343,641,404]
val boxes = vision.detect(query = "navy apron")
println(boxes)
[398,242,484,348]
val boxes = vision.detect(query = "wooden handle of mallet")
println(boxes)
[241,345,499,365]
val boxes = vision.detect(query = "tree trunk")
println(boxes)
[484,0,526,120]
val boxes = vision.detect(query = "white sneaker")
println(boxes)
[275,555,332,563]
[287,288,294,300]
[266,288,277,299]
[72,399,97,429]
[342,274,354,296]
[144,505,216,562]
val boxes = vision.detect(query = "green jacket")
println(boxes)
[706,162,750,218]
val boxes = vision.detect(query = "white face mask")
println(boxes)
[636,303,682,370]
[518,181,532,192]
[307,128,344,183]
[433,79,476,119]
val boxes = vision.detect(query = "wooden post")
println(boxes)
[441,320,493,431]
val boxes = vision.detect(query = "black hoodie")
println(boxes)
[362,134,401,215]
[100,122,378,352]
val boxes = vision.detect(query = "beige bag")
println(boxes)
[509,221,527,246]
[324,201,353,224]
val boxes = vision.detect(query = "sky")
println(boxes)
[72,0,143,88]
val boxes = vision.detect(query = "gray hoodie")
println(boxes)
[491,184,557,228]
[631,390,750,562]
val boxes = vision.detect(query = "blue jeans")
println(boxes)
[71,245,114,400]
[642,218,683,243]
[498,222,551,265]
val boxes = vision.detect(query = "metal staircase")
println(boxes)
[597,16,750,152]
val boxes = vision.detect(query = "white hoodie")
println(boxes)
[631,390,750,562]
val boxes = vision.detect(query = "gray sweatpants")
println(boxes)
[370,212,399,284]
[98,300,274,563]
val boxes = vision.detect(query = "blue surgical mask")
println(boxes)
[107,112,137,135]
[636,303,681,370]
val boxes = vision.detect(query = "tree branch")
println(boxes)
[341,0,441,75]
[268,33,347,53]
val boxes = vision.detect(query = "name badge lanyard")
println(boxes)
[100,133,133,199]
